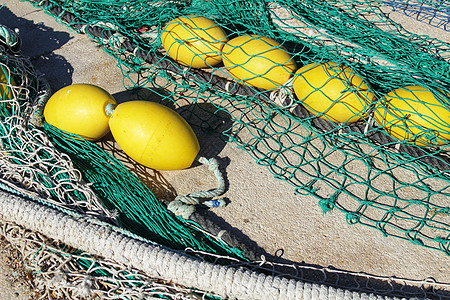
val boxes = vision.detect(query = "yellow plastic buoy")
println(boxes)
[43,84,117,141]
[161,15,228,68]
[292,61,375,123]
[0,66,16,100]
[221,34,297,90]
[108,101,200,170]
[373,85,450,147]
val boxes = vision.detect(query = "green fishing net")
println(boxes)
[10,0,450,259]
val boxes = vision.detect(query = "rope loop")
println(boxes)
[167,156,227,219]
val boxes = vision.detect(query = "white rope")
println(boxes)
[0,189,397,300]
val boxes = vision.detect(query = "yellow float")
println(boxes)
[0,66,15,100]
[108,101,200,170]
[161,15,228,68]
[373,85,450,147]
[292,61,375,123]
[222,34,297,90]
[44,84,117,141]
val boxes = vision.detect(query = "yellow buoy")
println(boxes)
[292,61,375,123]
[161,15,228,68]
[221,34,297,90]
[43,84,117,141]
[108,101,200,170]
[0,66,16,100]
[373,85,450,147]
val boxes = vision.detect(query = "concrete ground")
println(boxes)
[0,0,449,298]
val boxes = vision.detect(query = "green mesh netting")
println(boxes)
[44,124,247,260]
[20,0,450,256]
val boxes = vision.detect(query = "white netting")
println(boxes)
[0,38,115,222]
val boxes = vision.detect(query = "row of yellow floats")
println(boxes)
[160,15,450,147]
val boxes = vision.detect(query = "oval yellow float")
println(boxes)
[161,15,228,68]
[373,85,450,147]
[44,84,117,141]
[108,101,200,170]
[292,61,375,123]
[222,34,297,90]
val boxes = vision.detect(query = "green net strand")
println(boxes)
[24,0,450,255]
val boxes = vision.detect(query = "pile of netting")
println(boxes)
[0,26,249,261]
[0,0,450,298]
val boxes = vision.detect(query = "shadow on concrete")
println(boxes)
[193,205,449,299]
[178,102,232,160]
[112,87,167,105]
[0,5,73,91]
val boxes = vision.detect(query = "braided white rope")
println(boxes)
[0,189,396,300]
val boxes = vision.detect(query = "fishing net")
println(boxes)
[0,26,247,262]
[2,212,450,299]
[384,0,450,30]
[21,0,450,254]
[0,0,450,298]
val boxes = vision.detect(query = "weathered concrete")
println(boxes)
[0,244,32,300]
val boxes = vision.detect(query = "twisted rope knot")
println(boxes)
[168,157,227,219]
